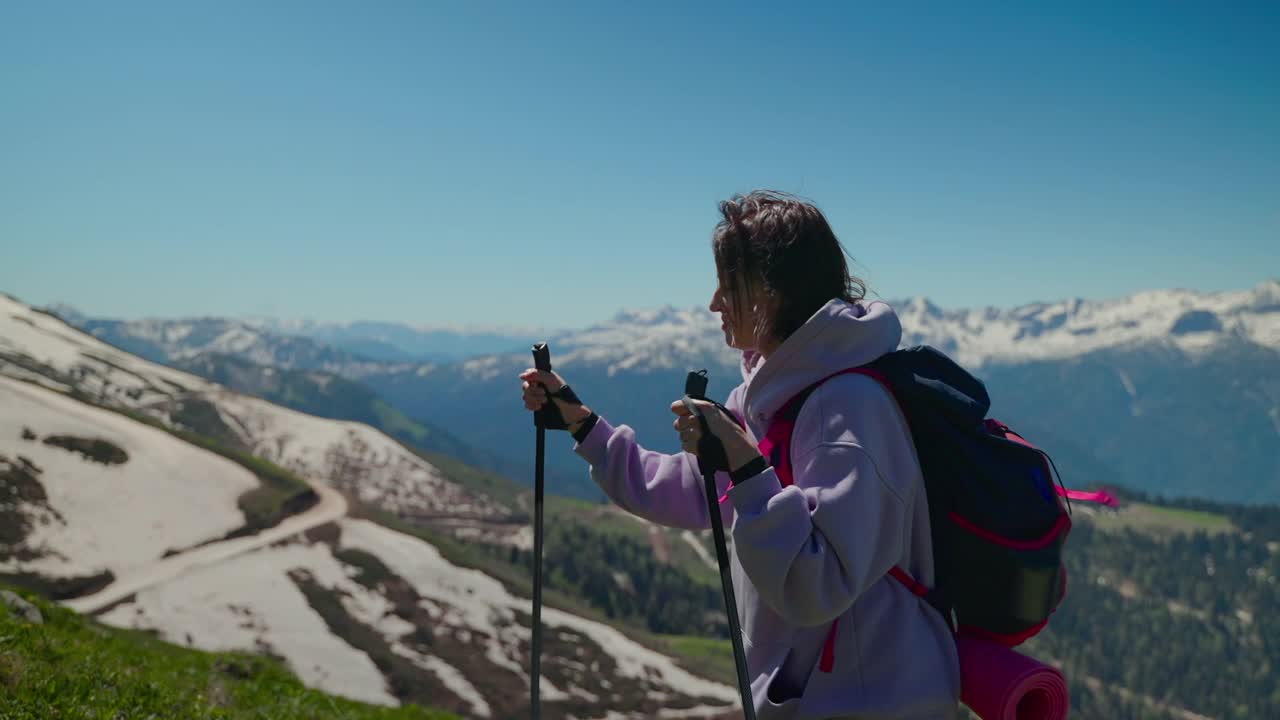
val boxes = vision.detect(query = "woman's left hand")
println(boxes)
[670,399,764,473]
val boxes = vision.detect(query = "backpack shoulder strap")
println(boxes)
[757,367,893,487]
[757,362,957,668]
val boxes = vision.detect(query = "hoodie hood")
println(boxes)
[739,298,903,428]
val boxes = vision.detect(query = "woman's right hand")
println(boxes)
[519,368,592,430]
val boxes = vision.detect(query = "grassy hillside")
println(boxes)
[0,586,457,719]
[1086,501,1235,537]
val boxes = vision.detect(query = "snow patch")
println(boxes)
[1116,369,1137,399]
[97,541,398,707]
[507,525,534,551]
[0,376,256,578]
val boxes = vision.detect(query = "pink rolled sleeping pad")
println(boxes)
[957,634,1070,720]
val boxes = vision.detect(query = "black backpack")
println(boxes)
[759,345,1112,645]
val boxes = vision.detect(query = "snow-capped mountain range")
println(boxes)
[375,280,1280,506]
[893,280,1280,367]
[522,279,1280,376]
[246,318,540,363]
[71,315,388,375]
[56,279,1280,379]
[37,279,1280,506]
[66,313,534,369]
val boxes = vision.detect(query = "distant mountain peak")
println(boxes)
[902,296,943,319]
[41,302,88,326]
[609,304,700,328]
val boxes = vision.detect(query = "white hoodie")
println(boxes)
[574,298,961,719]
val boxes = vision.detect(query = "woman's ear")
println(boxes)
[751,289,782,352]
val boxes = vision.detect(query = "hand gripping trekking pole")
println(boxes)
[530,343,552,720]
[684,370,757,720]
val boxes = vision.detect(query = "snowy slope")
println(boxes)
[97,518,738,718]
[0,376,256,579]
[0,294,506,520]
[210,392,505,518]
[99,538,403,707]
[0,299,204,404]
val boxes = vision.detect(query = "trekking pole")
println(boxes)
[684,370,757,720]
[530,342,552,720]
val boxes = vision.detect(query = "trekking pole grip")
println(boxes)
[532,342,552,428]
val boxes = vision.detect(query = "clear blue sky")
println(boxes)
[2,1,1276,329]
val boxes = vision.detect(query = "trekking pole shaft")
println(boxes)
[531,342,551,720]
[703,472,757,720]
[532,427,545,719]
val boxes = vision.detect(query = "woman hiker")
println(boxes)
[518,190,961,719]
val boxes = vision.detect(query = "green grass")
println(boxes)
[655,634,735,684]
[1147,504,1233,528]
[0,586,457,719]
[543,499,721,587]
[371,401,430,446]
[39,435,129,465]
[662,529,720,588]
[410,450,527,514]
[1086,501,1235,536]
[0,571,115,603]
[333,548,397,591]
[170,398,244,449]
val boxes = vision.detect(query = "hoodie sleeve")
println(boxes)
[573,416,735,531]
[724,375,914,627]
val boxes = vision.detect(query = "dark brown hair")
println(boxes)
[712,190,866,345]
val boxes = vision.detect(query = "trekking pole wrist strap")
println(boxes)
[729,455,770,484]
[548,384,583,405]
[539,384,585,431]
